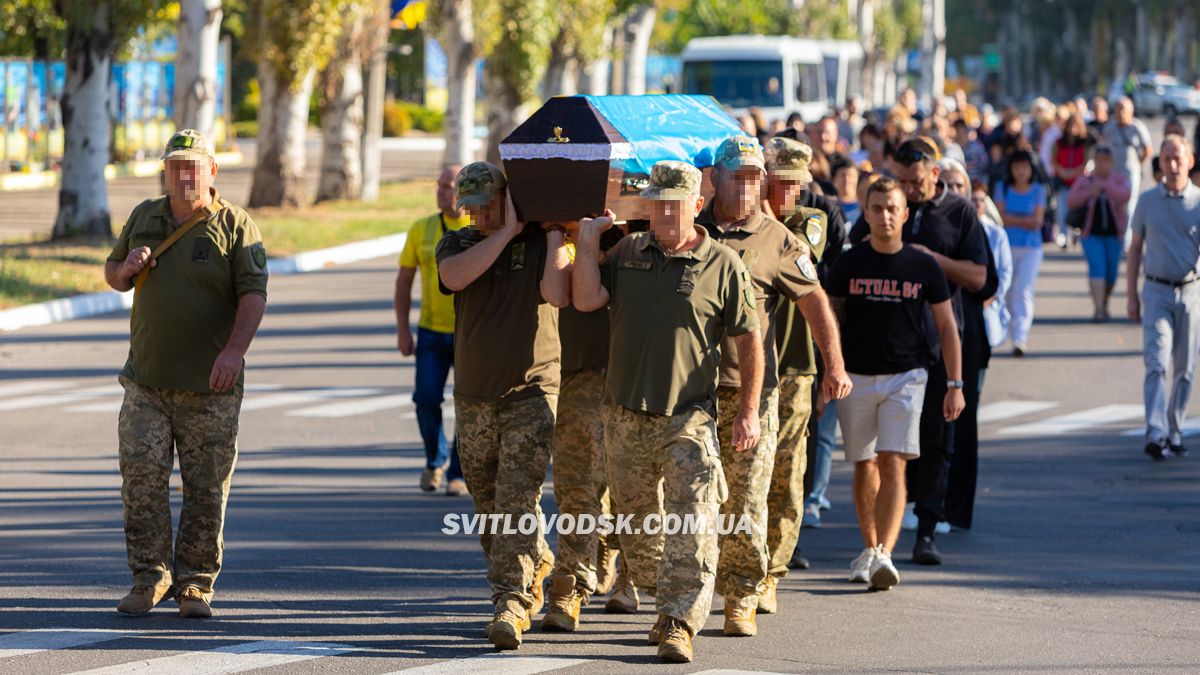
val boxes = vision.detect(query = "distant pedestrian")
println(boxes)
[1067,145,1130,321]
[995,150,1047,356]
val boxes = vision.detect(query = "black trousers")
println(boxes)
[945,310,989,530]
[907,360,955,539]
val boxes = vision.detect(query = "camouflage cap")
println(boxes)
[764,137,814,183]
[162,129,214,161]
[640,160,702,200]
[455,162,507,210]
[714,135,765,172]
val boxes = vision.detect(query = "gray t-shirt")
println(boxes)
[1132,182,1200,281]
[1102,119,1152,182]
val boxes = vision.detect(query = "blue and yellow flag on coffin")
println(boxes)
[391,0,428,29]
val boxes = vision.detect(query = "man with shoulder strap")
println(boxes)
[104,129,269,619]
[396,165,470,496]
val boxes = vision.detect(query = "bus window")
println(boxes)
[682,60,785,108]
[794,62,824,104]
[822,56,839,102]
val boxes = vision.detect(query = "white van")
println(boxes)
[814,39,866,106]
[679,35,828,124]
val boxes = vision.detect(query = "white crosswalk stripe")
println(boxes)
[0,629,126,659]
[239,388,384,412]
[0,384,121,411]
[0,379,77,398]
[978,400,1059,423]
[63,639,356,675]
[381,654,591,675]
[998,404,1144,437]
[286,393,413,417]
[1119,418,1200,438]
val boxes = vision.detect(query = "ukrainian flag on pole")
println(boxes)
[391,0,428,29]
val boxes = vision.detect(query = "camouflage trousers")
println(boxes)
[715,386,779,609]
[603,404,727,636]
[456,394,556,609]
[551,369,610,593]
[767,373,815,578]
[117,376,242,599]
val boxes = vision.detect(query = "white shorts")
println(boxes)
[841,368,928,462]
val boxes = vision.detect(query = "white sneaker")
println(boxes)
[849,547,876,583]
[901,504,918,531]
[935,521,951,535]
[869,546,900,590]
[801,503,822,528]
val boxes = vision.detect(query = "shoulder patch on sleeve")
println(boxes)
[251,242,267,270]
[740,268,757,310]
[796,256,818,281]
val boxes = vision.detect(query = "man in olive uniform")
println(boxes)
[573,160,764,663]
[104,129,268,619]
[762,137,832,581]
[695,136,850,636]
[435,162,572,650]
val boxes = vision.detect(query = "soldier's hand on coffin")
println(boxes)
[579,210,617,239]
[543,221,578,236]
[500,191,523,240]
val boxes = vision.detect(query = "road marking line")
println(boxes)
[383,654,592,675]
[0,380,77,399]
[999,404,1144,436]
[65,640,356,675]
[0,629,126,659]
[0,385,121,411]
[239,388,382,412]
[1119,417,1200,438]
[287,394,411,418]
[978,400,1059,424]
[65,384,290,414]
[691,671,792,675]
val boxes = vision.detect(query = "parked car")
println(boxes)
[1107,72,1200,117]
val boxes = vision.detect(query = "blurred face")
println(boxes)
[1161,141,1195,185]
[816,119,838,151]
[866,188,908,241]
[437,166,462,216]
[1116,99,1134,125]
[715,166,763,221]
[1093,152,1114,177]
[649,195,704,245]
[766,175,807,219]
[833,165,858,200]
[1092,97,1108,118]
[943,169,969,197]
[971,188,988,218]
[165,157,215,204]
[890,159,939,204]
[465,192,505,233]
[1010,159,1033,185]
[1004,115,1023,134]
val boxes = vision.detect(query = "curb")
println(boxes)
[0,151,245,192]
[0,231,407,334]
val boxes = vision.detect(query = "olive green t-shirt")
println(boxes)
[601,227,759,417]
[696,206,818,392]
[560,306,609,375]
[435,224,560,402]
[108,192,269,393]
[775,207,829,376]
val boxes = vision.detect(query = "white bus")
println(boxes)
[815,39,865,106]
[679,36,828,124]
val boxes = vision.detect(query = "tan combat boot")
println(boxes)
[757,575,779,614]
[604,559,639,613]
[116,583,173,615]
[594,540,620,595]
[419,466,444,492]
[648,612,670,644]
[529,551,555,617]
[541,574,588,632]
[177,586,213,619]
[723,601,757,637]
[657,616,694,663]
[486,599,531,650]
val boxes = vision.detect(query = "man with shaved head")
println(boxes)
[1103,97,1152,222]
[395,164,470,495]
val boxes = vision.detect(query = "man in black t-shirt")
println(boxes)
[849,138,988,565]
[830,178,965,591]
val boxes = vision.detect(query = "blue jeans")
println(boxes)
[804,400,837,508]
[414,328,461,480]
[1081,235,1122,285]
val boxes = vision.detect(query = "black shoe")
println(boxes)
[787,549,810,570]
[912,536,942,565]
[1169,443,1189,458]
[1145,442,1167,461]
[1013,345,1026,357]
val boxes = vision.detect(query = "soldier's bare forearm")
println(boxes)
[224,293,267,356]
[104,261,135,292]
[540,230,572,308]
[438,228,515,291]
[733,330,764,416]
[571,230,608,311]
[797,290,845,374]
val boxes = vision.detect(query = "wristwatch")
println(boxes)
[947,380,965,389]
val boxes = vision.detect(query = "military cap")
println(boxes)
[162,128,214,161]
[714,135,766,171]
[764,137,814,183]
[640,160,702,200]
[455,162,508,210]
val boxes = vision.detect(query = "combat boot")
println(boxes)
[177,586,213,619]
[594,540,620,595]
[656,616,694,663]
[723,601,757,637]
[648,612,670,644]
[116,583,172,615]
[486,598,531,650]
[604,560,639,613]
[757,575,779,614]
[529,551,554,617]
[541,574,588,632]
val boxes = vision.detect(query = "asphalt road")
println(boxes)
[1,244,1197,674]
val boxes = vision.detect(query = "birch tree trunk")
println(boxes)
[174,0,222,138]
[484,67,520,166]
[53,3,113,239]
[248,61,316,208]
[621,4,655,96]
[316,11,364,203]
[440,0,477,168]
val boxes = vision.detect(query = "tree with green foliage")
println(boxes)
[477,0,556,164]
